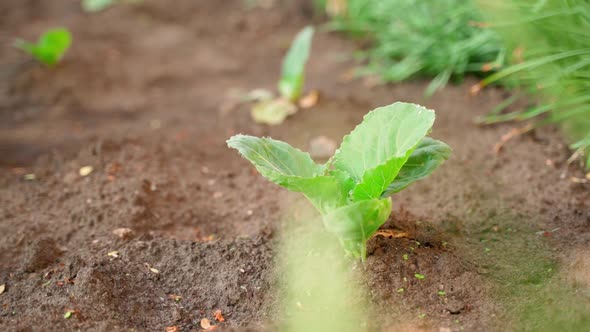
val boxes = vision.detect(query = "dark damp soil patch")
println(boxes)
[1,0,589,331]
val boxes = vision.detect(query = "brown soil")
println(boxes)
[1,1,589,331]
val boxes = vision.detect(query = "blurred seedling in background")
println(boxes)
[250,26,317,125]
[14,28,72,67]
[81,0,142,13]
[82,0,115,12]
[228,102,451,259]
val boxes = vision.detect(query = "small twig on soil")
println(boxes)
[493,124,534,155]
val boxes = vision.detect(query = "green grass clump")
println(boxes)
[15,28,72,67]
[477,0,590,167]
[324,0,504,96]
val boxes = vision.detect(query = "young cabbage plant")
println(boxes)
[251,26,315,125]
[279,26,314,102]
[15,28,72,67]
[228,102,451,259]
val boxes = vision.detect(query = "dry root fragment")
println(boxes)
[145,263,159,274]
[213,309,225,322]
[374,229,410,239]
[570,176,588,184]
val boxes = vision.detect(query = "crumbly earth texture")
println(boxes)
[1,1,589,331]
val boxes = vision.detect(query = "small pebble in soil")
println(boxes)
[79,166,94,177]
[24,173,36,181]
[308,136,337,159]
[112,228,134,239]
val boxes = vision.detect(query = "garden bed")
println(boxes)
[1,1,588,331]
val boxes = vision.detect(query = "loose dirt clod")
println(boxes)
[112,228,134,239]
[23,238,62,273]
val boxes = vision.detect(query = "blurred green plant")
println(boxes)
[81,0,143,13]
[279,210,368,332]
[251,26,315,125]
[279,26,314,101]
[322,0,504,96]
[228,102,451,259]
[477,0,590,167]
[15,28,72,67]
[82,0,115,12]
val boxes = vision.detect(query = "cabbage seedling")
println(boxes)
[279,26,314,102]
[15,28,72,67]
[251,26,315,125]
[228,102,451,259]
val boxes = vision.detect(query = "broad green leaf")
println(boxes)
[227,135,323,180]
[323,198,392,259]
[351,146,415,201]
[251,98,297,125]
[329,169,355,200]
[227,135,345,213]
[333,102,435,200]
[285,175,348,214]
[82,0,116,12]
[15,28,72,66]
[383,138,452,196]
[278,26,314,101]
